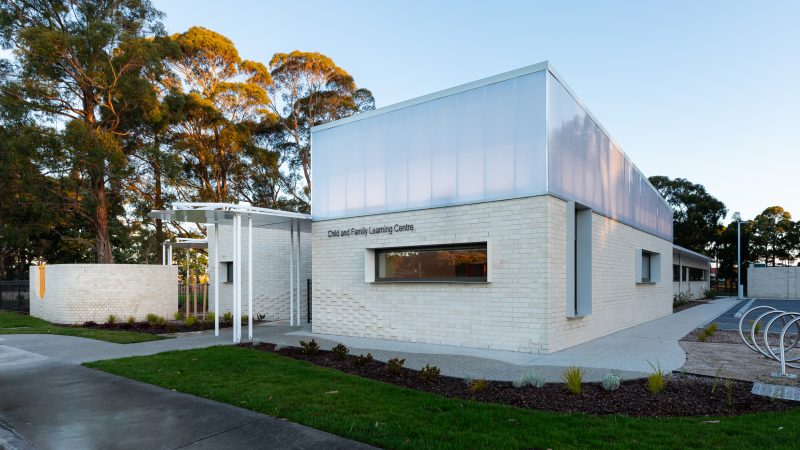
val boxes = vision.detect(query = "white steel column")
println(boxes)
[247,215,253,340]
[232,214,239,343]
[289,220,295,326]
[236,213,243,343]
[213,223,220,336]
[295,224,301,326]
[161,243,165,265]
[168,244,172,265]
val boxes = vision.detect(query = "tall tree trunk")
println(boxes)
[153,148,164,262]
[93,172,114,263]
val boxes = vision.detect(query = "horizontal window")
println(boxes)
[376,243,488,282]
[689,267,706,281]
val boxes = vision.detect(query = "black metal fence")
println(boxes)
[0,280,30,312]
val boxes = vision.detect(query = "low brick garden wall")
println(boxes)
[29,264,177,324]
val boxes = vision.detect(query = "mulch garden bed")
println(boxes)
[243,342,797,417]
[682,329,799,345]
[673,300,710,313]
[74,319,257,334]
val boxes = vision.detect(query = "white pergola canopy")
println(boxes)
[149,203,311,343]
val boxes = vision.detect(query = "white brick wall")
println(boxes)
[312,195,673,354]
[748,267,800,299]
[28,264,177,324]
[312,196,552,353]
[208,224,312,321]
[546,197,673,353]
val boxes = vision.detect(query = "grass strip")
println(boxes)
[86,345,799,449]
[0,311,166,344]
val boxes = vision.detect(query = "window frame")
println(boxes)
[374,242,489,283]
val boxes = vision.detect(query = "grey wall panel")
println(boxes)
[546,73,673,241]
[312,70,548,220]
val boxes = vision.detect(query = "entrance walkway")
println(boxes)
[0,330,370,450]
[285,297,740,381]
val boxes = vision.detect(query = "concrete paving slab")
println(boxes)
[0,356,371,450]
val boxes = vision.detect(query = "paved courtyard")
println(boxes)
[705,298,800,331]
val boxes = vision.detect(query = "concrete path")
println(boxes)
[287,297,741,381]
[0,330,371,450]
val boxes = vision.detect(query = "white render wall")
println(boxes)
[208,224,312,322]
[28,264,177,324]
[748,266,800,299]
[312,195,673,354]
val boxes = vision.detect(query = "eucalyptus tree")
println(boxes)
[268,51,375,211]
[751,206,797,266]
[649,176,727,254]
[0,0,168,263]
[168,26,279,204]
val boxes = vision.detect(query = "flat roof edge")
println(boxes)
[311,61,550,133]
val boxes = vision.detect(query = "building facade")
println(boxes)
[309,62,674,354]
[673,245,711,299]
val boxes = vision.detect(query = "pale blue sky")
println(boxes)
[156,0,799,221]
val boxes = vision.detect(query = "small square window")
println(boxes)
[641,252,652,283]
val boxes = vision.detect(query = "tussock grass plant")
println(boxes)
[562,366,584,394]
[646,361,668,394]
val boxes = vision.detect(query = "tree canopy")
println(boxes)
[0,2,373,275]
[649,176,727,253]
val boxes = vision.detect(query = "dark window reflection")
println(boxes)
[376,244,487,282]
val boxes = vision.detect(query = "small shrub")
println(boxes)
[673,291,693,307]
[749,319,762,335]
[704,322,718,336]
[697,332,708,342]
[299,339,319,355]
[418,364,441,384]
[562,366,584,394]
[331,343,349,360]
[222,311,233,324]
[146,313,159,325]
[106,314,117,325]
[647,361,668,394]
[702,288,715,299]
[602,372,621,391]
[156,315,166,327]
[127,316,136,325]
[469,378,488,393]
[184,316,197,327]
[355,353,373,366]
[206,312,215,323]
[173,311,184,321]
[512,371,545,389]
[241,314,248,323]
[387,357,406,375]
[255,313,266,321]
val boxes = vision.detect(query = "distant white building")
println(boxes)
[672,245,711,299]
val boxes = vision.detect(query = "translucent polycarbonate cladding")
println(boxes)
[312,71,548,220]
[546,73,673,240]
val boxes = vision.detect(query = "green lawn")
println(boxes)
[85,346,799,449]
[0,310,167,344]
